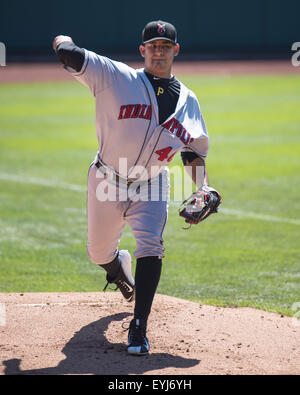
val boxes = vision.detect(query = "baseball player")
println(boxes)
[53,20,221,356]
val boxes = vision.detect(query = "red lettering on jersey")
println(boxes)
[161,116,194,146]
[167,151,176,163]
[155,146,173,161]
[186,135,193,144]
[162,118,174,130]
[118,104,152,120]
[187,134,193,144]
[180,129,192,145]
[139,104,147,118]
[124,105,134,119]
[170,119,179,133]
[118,105,126,120]
[131,104,141,118]
[180,129,187,144]
[144,105,152,120]
[176,124,183,138]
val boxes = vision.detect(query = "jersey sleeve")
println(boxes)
[181,91,209,159]
[64,49,129,97]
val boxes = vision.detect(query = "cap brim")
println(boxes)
[143,37,176,44]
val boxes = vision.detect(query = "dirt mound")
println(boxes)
[0,292,299,375]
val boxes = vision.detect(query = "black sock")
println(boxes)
[98,254,120,279]
[134,256,162,322]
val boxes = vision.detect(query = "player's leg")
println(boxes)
[87,164,135,301]
[126,255,162,354]
[100,250,135,303]
[125,171,169,354]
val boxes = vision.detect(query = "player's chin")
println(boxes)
[152,60,168,69]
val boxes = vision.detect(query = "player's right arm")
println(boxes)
[53,35,73,51]
[53,35,85,73]
[52,35,133,97]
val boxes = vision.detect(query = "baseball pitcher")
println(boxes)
[53,20,221,356]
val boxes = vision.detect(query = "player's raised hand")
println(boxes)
[52,35,73,51]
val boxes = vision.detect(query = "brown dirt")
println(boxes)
[0,292,299,375]
[0,60,298,84]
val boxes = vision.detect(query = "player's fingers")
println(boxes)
[53,35,73,51]
[52,37,57,51]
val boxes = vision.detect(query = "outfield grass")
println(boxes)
[0,74,299,316]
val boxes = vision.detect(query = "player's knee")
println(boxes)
[86,244,116,265]
[134,238,165,260]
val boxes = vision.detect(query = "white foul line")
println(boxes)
[0,173,86,192]
[219,208,300,226]
[0,172,299,226]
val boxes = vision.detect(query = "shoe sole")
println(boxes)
[119,250,135,286]
[119,250,135,302]
[127,336,150,356]
[126,288,135,303]
[127,347,149,356]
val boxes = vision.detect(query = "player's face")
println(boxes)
[139,39,180,78]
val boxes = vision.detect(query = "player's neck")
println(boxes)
[145,70,174,81]
[144,67,172,79]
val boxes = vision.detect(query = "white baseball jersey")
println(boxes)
[66,49,209,180]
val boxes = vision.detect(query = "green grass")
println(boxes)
[0,74,300,317]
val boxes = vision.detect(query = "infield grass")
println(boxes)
[0,73,299,317]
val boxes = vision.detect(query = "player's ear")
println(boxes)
[139,45,145,58]
[174,43,180,57]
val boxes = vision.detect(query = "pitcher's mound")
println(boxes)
[0,292,299,375]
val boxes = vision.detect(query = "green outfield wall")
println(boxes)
[0,0,298,60]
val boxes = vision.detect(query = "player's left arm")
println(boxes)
[179,150,222,226]
[181,151,209,188]
[179,92,222,225]
[181,150,221,201]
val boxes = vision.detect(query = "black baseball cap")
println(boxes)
[142,20,177,44]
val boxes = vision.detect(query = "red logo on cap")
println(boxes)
[157,23,166,36]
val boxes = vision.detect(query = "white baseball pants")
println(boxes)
[86,164,169,264]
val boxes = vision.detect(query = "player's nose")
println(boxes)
[153,46,165,54]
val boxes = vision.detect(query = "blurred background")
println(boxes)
[1,0,299,62]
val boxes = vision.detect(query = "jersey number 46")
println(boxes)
[155,146,176,163]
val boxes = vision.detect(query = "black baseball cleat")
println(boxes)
[103,250,135,302]
[127,318,150,355]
